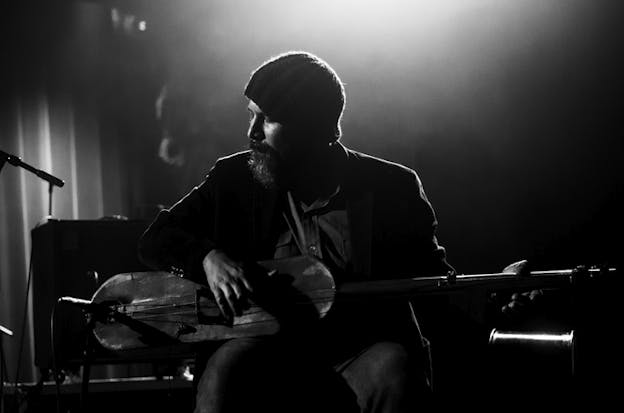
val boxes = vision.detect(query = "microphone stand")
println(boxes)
[0,150,65,216]
[1,150,64,411]
[1,324,14,413]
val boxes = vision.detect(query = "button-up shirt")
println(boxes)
[273,145,352,278]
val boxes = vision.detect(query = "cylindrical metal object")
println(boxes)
[489,329,576,377]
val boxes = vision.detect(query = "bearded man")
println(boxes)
[139,51,453,413]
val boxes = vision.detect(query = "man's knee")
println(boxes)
[365,342,411,391]
[199,337,268,384]
[195,338,270,410]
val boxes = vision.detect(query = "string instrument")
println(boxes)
[80,256,614,351]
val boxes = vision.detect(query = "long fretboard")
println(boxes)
[337,266,615,300]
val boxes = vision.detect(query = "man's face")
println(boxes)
[247,100,295,188]
[247,99,327,187]
[247,100,288,156]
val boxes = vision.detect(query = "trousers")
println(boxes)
[193,335,431,413]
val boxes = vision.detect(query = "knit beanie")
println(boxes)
[244,52,345,141]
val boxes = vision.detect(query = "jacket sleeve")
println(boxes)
[407,170,455,277]
[138,164,219,282]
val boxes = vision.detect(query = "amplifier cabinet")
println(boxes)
[32,219,151,369]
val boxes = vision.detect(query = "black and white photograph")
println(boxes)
[1,0,622,411]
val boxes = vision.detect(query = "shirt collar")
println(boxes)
[298,142,348,213]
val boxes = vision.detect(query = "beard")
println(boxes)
[248,141,282,189]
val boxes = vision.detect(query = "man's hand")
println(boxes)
[501,289,543,317]
[202,249,253,322]
[500,260,543,318]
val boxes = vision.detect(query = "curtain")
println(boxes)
[0,1,127,384]
[0,86,107,385]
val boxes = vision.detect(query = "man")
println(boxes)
[139,51,454,413]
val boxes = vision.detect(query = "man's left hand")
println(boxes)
[500,260,543,318]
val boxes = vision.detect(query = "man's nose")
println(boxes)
[248,122,263,141]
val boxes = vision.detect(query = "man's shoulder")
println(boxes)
[208,150,251,176]
[347,149,415,173]
[215,150,251,167]
[198,150,253,188]
[345,148,420,187]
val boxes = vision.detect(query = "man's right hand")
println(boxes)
[202,249,253,322]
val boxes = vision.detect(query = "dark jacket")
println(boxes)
[138,145,452,361]
[139,145,451,282]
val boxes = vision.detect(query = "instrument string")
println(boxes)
[112,310,332,328]
[126,307,270,319]
[121,316,300,328]
[123,296,336,320]
[128,308,264,320]
[112,291,336,313]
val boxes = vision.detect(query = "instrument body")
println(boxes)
[92,256,335,350]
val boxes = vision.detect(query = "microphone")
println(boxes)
[0,149,65,187]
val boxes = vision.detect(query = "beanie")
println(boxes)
[244,52,345,141]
